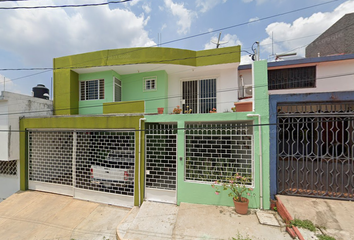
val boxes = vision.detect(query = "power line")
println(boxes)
[2,69,354,117]
[0,0,343,81]
[0,0,131,10]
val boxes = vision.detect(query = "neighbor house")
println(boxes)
[0,90,52,201]
[239,53,354,201]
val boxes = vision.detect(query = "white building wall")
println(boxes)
[0,91,53,201]
[0,101,9,161]
[168,63,239,114]
[268,59,354,95]
[239,58,354,96]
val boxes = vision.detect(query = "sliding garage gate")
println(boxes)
[28,129,135,207]
[277,102,354,200]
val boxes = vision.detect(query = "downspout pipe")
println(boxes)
[138,118,146,207]
[247,114,263,210]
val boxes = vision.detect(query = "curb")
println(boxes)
[275,196,305,240]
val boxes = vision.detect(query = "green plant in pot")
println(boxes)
[211,173,253,215]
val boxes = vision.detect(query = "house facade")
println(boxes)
[0,91,52,201]
[239,53,354,201]
[20,46,271,209]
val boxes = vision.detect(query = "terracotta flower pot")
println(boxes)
[233,197,249,215]
[157,107,164,114]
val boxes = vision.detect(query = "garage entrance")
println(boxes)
[28,129,136,207]
[277,102,354,200]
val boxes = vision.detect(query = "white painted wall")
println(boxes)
[0,91,53,201]
[168,63,239,114]
[239,58,354,96]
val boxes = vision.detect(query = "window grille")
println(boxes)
[268,66,316,90]
[182,79,216,113]
[185,122,253,184]
[0,160,17,175]
[80,79,105,100]
[114,77,122,102]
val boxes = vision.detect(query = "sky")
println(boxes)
[0,0,353,97]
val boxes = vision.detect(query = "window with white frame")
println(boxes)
[144,77,156,91]
[114,77,122,102]
[80,79,104,101]
[182,79,216,113]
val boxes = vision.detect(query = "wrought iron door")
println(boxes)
[277,102,354,200]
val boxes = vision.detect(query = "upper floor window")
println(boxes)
[80,79,104,101]
[268,66,316,90]
[114,77,122,102]
[182,79,216,113]
[144,77,156,91]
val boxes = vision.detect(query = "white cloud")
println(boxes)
[240,54,253,65]
[130,0,142,6]
[164,0,196,35]
[142,4,151,14]
[204,34,242,50]
[0,74,22,94]
[249,17,259,23]
[0,1,155,66]
[196,0,228,13]
[161,24,167,31]
[260,0,354,57]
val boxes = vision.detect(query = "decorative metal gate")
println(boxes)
[145,123,177,203]
[28,129,135,207]
[277,102,354,200]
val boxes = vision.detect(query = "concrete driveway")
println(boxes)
[277,195,354,240]
[0,191,130,240]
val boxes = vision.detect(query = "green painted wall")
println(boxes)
[144,60,269,209]
[78,70,121,115]
[19,115,145,206]
[121,70,168,114]
[53,69,79,115]
[103,101,145,114]
[53,46,241,116]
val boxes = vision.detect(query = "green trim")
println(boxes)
[103,100,145,114]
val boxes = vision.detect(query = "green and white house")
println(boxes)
[20,46,270,209]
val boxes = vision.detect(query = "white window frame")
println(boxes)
[181,77,217,113]
[80,79,104,101]
[143,77,157,91]
[113,77,122,102]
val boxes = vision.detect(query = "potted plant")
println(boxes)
[211,173,253,215]
[184,106,192,114]
[173,105,182,114]
[209,108,217,113]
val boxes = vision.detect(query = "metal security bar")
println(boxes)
[277,103,354,200]
[0,160,17,175]
[185,122,253,183]
[76,131,135,196]
[28,130,135,197]
[145,124,177,191]
[182,79,216,114]
[29,131,73,186]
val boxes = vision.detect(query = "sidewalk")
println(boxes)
[117,201,292,240]
[0,191,130,240]
[277,195,354,240]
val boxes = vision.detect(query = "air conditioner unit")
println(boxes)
[243,85,253,97]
